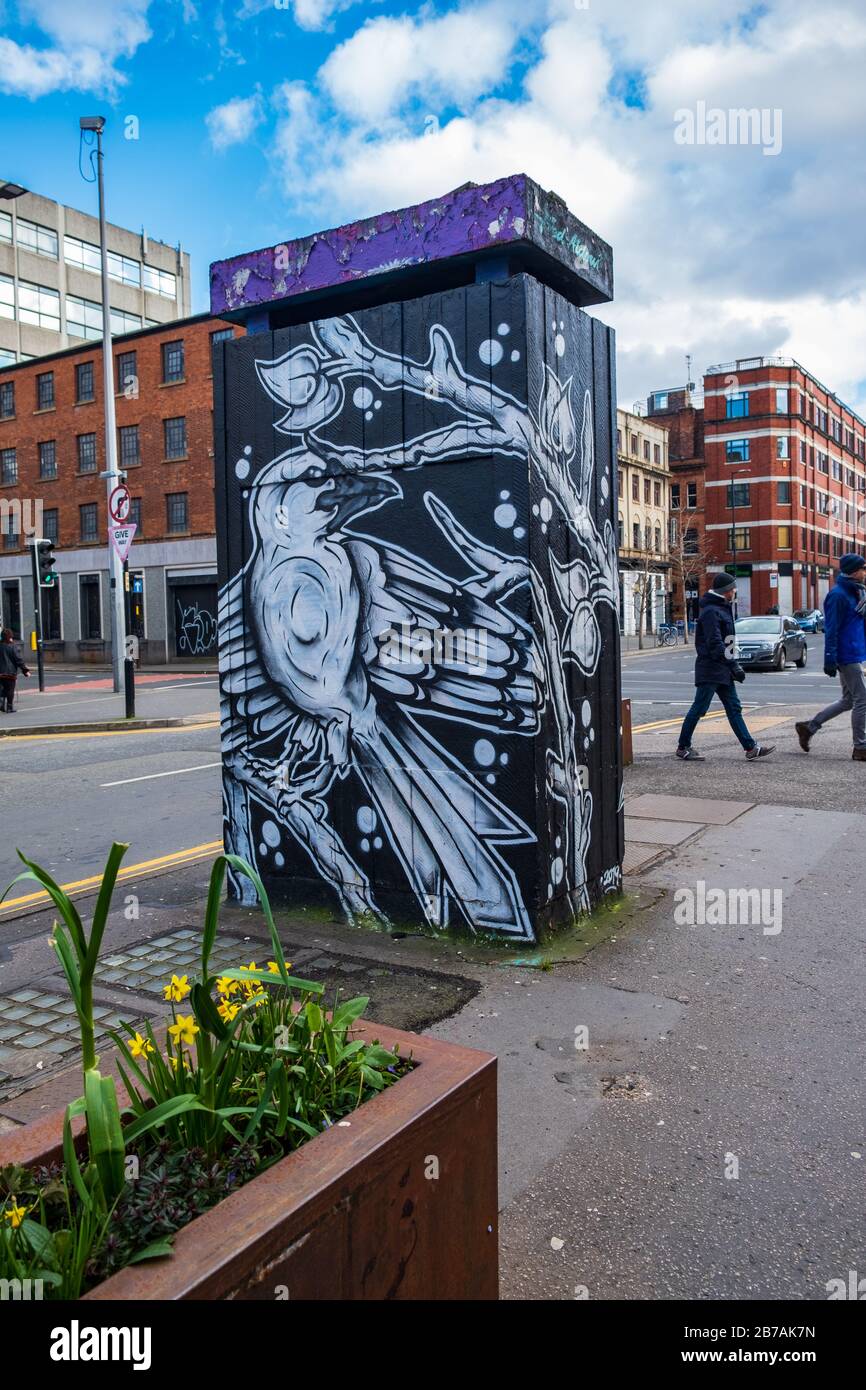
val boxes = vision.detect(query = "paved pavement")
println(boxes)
[1,667,219,729]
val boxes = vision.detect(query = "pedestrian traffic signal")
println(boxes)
[35,539,57,588]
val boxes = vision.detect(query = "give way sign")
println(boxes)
[109,523,137,562]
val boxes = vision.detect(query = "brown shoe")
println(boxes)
[853,748,866,761]
[795,721,813,752]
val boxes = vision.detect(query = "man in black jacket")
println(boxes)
[0,628,30,713]
[675,574,774,762]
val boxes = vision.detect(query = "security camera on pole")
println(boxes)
[80,114,126,695]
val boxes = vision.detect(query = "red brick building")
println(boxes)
[0,312,238,661]
[646,386,709,624]
[702,357,865,617]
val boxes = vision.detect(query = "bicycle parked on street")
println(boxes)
[655,624,679,646]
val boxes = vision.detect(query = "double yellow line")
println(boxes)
[3,721,219,744]
[0,841,223,916]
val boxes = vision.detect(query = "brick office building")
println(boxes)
[701,357,866,616]
[615,407,671,635]
[646,386,710,625]
[0,313,238,662]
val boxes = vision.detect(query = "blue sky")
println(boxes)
[2,0,866,414]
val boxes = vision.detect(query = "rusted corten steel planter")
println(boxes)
[0,1022,497,1301]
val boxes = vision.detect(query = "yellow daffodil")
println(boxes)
[163,974,191,1003]
[216,976,239,997]
[127,1031,154,1058]
[3,1200,26,1229]
[168,1014,199,1046]
[217,999,240,1022]
[169,1053,184,1072]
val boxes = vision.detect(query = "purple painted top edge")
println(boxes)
[209,173,612,315]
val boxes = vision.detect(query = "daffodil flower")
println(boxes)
[163,974,191,1003]
[3,1200,27,1229]
[217,999,240,1022]
[168,1014,199,1046]
[216,976,239,997]
[127,1031,154,1058]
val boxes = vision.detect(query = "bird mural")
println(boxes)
[218,304,620,937]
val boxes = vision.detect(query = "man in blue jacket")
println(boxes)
[795,553,866,760]
[676,573,775,762]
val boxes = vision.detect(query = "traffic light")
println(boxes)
[35,539,57,588]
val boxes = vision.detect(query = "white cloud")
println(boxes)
[0,0,151,97]
[320,5,520,124]
[236,0,361,30]
[206,92,266,150]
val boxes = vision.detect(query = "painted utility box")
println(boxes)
[210,174,623,941]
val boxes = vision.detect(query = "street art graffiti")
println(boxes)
[176,599,218,657]
[215,275,623,939]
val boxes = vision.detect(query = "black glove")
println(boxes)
[824,663,838,679]
[731,664,746,683]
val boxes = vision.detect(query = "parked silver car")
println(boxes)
[735,616,808,670]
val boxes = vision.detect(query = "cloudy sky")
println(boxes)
[2,0,865,413]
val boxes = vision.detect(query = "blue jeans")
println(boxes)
[678,682,755,752]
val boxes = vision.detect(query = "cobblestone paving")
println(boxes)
[95,928,249,994]
[0,989,141,1055]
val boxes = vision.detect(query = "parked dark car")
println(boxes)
[735,616,808,670]
[792,608,824,633]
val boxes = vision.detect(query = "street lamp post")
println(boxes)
[729,465,751,621]
[80,116,126,694]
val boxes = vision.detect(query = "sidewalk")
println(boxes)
[0,669,219,732]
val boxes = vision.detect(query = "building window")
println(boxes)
[0,381,13,419]
[119,424,140,468]
[775,388,788,414]
[79,574,102,640]
[654,525,662,552]
[0,210,10,244]
[16,216,58,259]
[832,458,842,481]
[41,583,61,640]
[1,448,17,484]
[163,417,187,460]
[79,503,98,543]
[776,435,789,460]
[631,473,639,501]
[616,428,622,451]
[39,440,57,480]
[684,528,698,554]
[800,440,807,462]
[2,515,18,549]
[687,482,697,507]
[129,497,142,533]
[671,483,680,509]
[777,526,791,549]
[726,393,750,419]
[726,439,750,462]
[643,478,651,503]
[728,528,751,551]
[726,483,750,508]
[818,452,829,474]
[36,372,55,410]
[617,515,623,547]
[17,280,60,330]
[117,351,138,395]
[142,264,177,298]
[654,392,669,410]
[617,472,623,497]
[110,307,142,336]
[75,361,95,403]
[66,293,103,341]
[653,480,661,507]
[777,481,791,504]
[162,340,185,383]
[166,492,189,533]
[0,273,14,320]
[643,439,650,461]
[632,521,640,549]
[77,433,97,473]
[211,327,233,353]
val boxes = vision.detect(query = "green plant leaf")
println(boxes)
[63,1100,92,1211]
[201,856,229,981]
[82,843,129,981]
[122,1093,210,1143]
[126,1238,174,1265]
[84,1068,125,1205]
[5,853,87,962]
[20,1218,57,1267]
[191,980,228,1041]
[331,996,370,1030]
